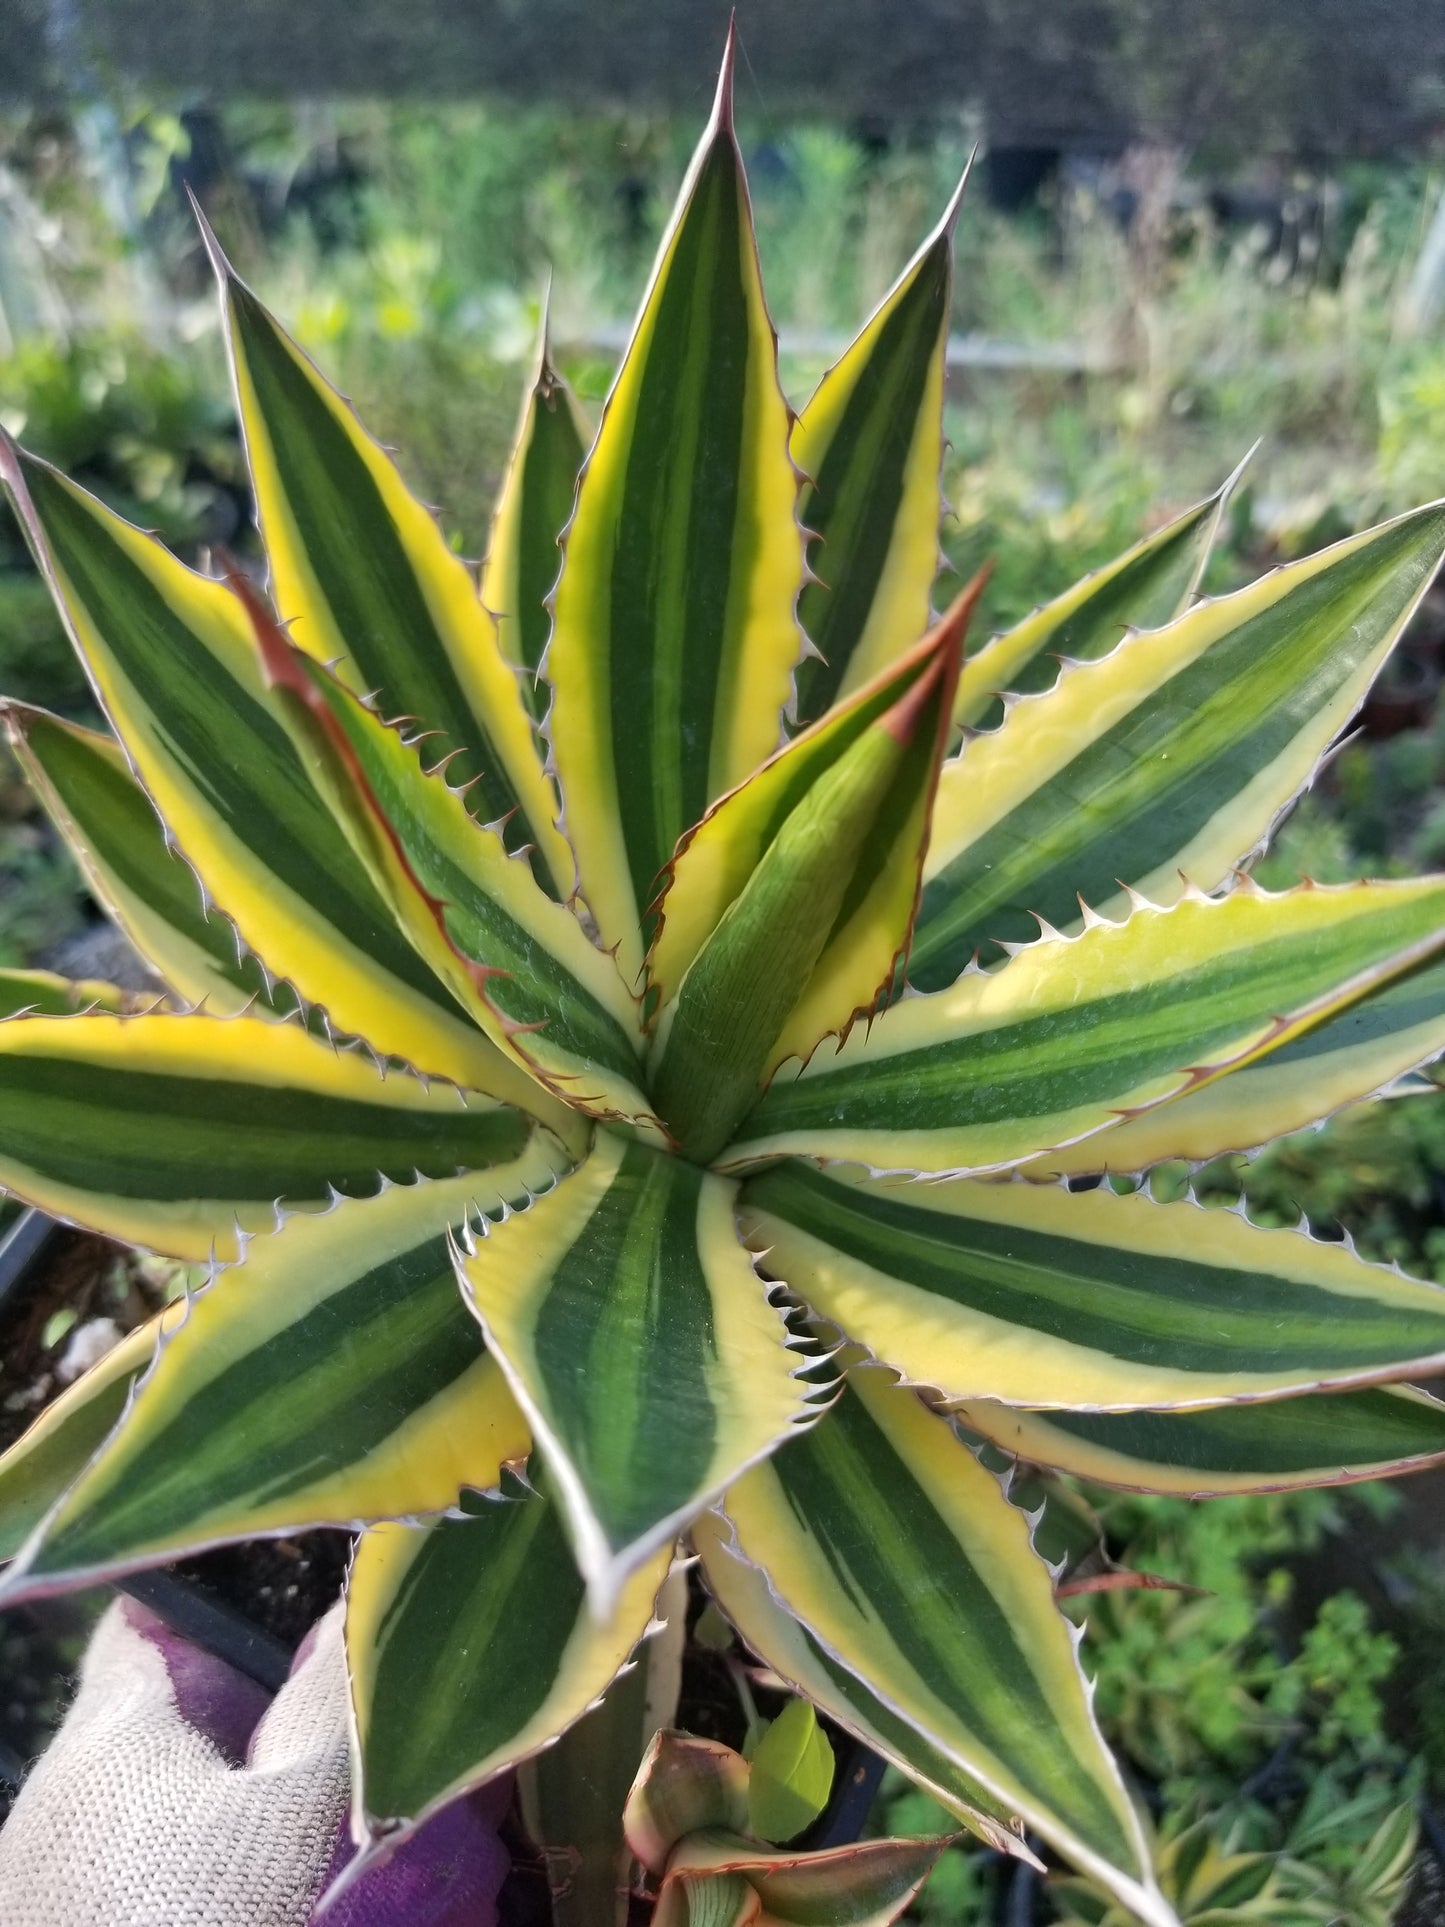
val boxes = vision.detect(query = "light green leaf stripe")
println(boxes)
[198,207,571,892]
[696,1369,1170,1926]
[0,1164,558,1598]
[789,178,961,724]
[739,1160,1445,1409]
[915,502,1445,986]
[954,1384,1445,1496]
[263,639,652,1133]
[482,318,592,717]
[953,455,1246,727]
[7,704,296,1018]
[0,1317,157,1564]
[545,39,805,985]
[454,1131,812,1611]
[1029,952,1445,1175]
[0,965,132,1019]
[344,1478,670,1856]
[0,1010,530,1261]
[0,439,552,1112]
[726,880,1445,1175]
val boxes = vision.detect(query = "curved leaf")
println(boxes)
[0,964,132,1018]
[662,1830,947,1927]
[955,1384,1445,1494]
[545,37,804,983]
[0,1009,530,1259]
[740,1161,1445,1408]
[0,438,552,1113]
[0,1156,561,1597]
[725,879,1445,1175]
[953,457,1247,727]
[482,318,592,716]
[7,704,294,1017]
[694,1368,1170,1926]
[915,501,1445,987]
[454,1131,812,1612]
[789,179,961,723]
[342,1479,670,1867]
[199,206,571,891]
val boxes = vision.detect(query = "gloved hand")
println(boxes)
[0,1596,510,1926]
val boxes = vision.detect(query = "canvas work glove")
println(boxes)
[0,1597,509,1926]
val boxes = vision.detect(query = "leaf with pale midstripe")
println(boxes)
[1029,952,1445,1175]
[0,438,553,1115]
[545,34,805,984]
[740,1161,1445,1408]
[649,591,973,1160]
[0,1010,530,1260]
[198,204,570,892]
[342,1477,670,1871]
[725,879,1445,1175]
[482,318,592,720]
[694,1367,1171,1927]
[657,1832,947,1927]
[953,456,1248,727]
[7,704,295,1018]
[954,1384,1445,1495]
[789,177,962,725]
[0,1317,157,1564]
[454,1131,812,1611]
[0,1160,565,1598]
[916,503,1445,987]
[245,611,653,1133]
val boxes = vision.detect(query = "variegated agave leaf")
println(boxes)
[5,30,1445,1926]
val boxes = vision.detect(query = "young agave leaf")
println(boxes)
[653,1868,758,1927]
[954,1384,1445,1496]
[545,34,805,984]
[739,1161,1445,1409]
[243,596,654,1134]
[0,440,547,1109]
[747,1699,834,1844]
[953,453,1248,728]
[196,205,572,893]
[650,589,972,1160]
[7,705,296,1018]
[0,1162,563,1598]
[453,1132,813,1613]
[725,878,1445,1175]
[660,1831,947,1927]
[0,966,132,1017]
[915,501,1445,985]
[1030,952,1445,1175]
[0,1316,157,1563]
[789,175,963,725]
[0,1010,529,1260]
[694,1368,1171,1927]
[342,1478,671,1869]
[625,1732,752,1877]
[482,315,592,718]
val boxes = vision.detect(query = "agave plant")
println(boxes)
[7,30,1445,1925]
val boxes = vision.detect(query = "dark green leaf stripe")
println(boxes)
[0,1013,528,1261]
[792,228,951,724]
[10,707,296,1016]
[741,1160,1445,1399]
[2,1171,545,1586]
[346,1477,669,1843]
[456,1134,806,1605]
[736,884,1445,1161]
[225,276,527,820]
[485,346,591,711]
[953,466,1242,725]
[13,456,463,1024]
[299,658,641,1088]
[913,506,1445,985]
[958,1386,1445,1493]
[1256,952,1445,1070]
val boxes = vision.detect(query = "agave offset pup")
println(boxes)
[7,33,1445,1924]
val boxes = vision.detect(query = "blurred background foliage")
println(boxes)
[7,83,1445,1922]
